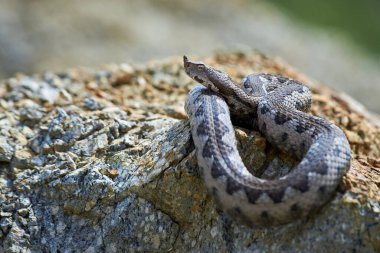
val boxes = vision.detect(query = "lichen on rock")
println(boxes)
[0,51,379,252]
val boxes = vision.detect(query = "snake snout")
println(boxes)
[183,55,190,68]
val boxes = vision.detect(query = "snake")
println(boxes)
[183,56,351,226]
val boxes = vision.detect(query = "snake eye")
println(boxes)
[197,64,205,71]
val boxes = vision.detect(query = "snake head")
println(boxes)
[183,56,233,94]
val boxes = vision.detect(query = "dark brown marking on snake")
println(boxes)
[267,189,286,203]
[211,160,224,178]
[196,122,208,136]
[244,188,263,204]
[226,177,242,195]
[290,203,299,212]
[214,120,229,135]
[311,128,319,139]
[233,207,243,215]
[296,124,307,133]
[202,139,214,158]
[194,76,204,84]
[274,112,291,125]
[194,105,205,117]
[287,146,297,157]
[291,175,309,193]
[318,186,326,194]
[260,103,270,115]
[289,203,303,218]
[231,207,254,227]
[295,101,302,110]
[260,211,269,219]
[281,132,288,142]
[316,162,328,175]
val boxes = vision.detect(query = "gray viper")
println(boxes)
[183,56,351,226]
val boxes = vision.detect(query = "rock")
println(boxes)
[0,51,379,252]
[0,139,14,162]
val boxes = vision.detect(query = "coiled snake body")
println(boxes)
[183,56,351,226]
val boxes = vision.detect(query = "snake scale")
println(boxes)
[183,56,351,226]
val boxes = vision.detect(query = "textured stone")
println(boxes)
[0,51,378,252]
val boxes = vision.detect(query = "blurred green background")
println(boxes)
[0,0,379,112]
[268,0,380,57]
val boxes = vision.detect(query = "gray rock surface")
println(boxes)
[0,52,379,252]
